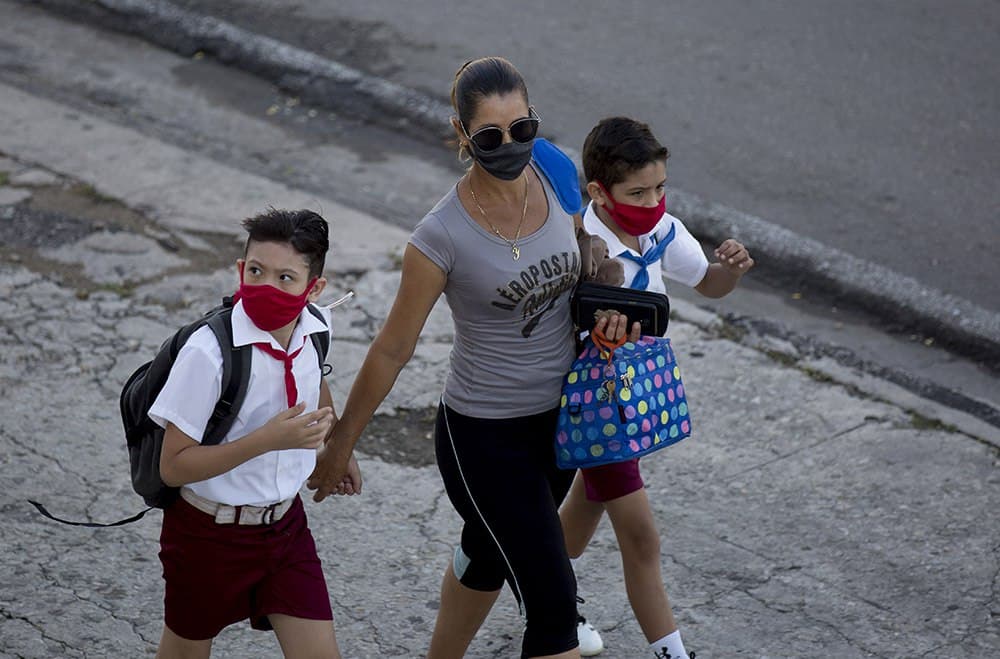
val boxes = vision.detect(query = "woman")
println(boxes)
[309,56,636,658]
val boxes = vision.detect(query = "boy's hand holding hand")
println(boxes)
[714,238,754,275]
[262,402,334,451]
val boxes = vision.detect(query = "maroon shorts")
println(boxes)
[581,458,645,502]
[158,495,332,640]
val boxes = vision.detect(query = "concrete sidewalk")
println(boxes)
[1,80,998,659]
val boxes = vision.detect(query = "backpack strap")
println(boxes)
[28,500,153,527]
[29,302,251,528]
[306,303,332,376]
[204,310,252,446]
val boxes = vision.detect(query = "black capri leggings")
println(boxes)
[435,401,578,658]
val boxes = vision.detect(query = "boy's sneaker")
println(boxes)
[654,650,696,659]
[577,615,604,656]
[575,596,604,656]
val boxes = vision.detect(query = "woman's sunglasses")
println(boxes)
[462,108,541,152]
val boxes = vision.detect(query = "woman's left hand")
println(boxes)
[594,311,641,343]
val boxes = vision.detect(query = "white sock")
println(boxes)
[650,630,688,659]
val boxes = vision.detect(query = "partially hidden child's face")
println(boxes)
[605,160,667,209]
[238,240,325,302]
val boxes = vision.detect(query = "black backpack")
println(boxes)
[30,297,330,526]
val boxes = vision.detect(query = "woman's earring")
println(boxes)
[459,142,473,163]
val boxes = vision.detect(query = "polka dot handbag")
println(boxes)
[555,329,692,469]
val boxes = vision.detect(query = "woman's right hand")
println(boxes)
[309,243,448,502]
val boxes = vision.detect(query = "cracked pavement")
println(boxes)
[1,4,998,657]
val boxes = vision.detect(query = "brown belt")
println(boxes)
[179,487,295,526]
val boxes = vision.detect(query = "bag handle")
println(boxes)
[590,326,627,357]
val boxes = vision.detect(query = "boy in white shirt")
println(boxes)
[561,117,753,659]
[150,208,358,659]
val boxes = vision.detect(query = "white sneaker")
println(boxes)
[576,614,604,656]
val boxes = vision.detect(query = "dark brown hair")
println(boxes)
[582,117,670,188]
[242,208,329,278]
[450,57,529,158]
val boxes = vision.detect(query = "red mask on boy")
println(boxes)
[597,182,666,237]
[236,264,317,331]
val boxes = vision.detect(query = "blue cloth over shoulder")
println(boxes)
[532,138,584,215]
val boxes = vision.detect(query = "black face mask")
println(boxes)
[470,138,535,181]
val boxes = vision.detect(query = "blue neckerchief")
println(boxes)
[617,223,676,290]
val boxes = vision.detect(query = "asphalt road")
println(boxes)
[166,0,1000,313]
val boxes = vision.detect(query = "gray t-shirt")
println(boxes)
[409,163,580,418]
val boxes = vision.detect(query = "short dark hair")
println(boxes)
[242,208,328,278]
[451,57,529,158]
[582,117,670,188]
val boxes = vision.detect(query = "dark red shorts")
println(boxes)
[581,458,645,502]
[158,495,332,640]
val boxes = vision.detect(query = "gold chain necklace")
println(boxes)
[467,173,529,261]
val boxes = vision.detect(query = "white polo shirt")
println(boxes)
[582,202,709,293]
[149,301,332,507]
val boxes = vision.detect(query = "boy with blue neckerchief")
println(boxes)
[560,116,753,659]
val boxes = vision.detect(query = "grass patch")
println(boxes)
[765,349,799,367]
[70,182,120,205]
[714,321,747,343]
[0,171,9,186]
[98,282,136,297]
[800,365,835,384]
[909,412,957,433]
[77,282,136,299]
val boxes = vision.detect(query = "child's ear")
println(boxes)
[308,277,327,303]
[586,181,608,207]
[236,258,245,280]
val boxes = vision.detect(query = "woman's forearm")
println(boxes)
[330,339,412,454]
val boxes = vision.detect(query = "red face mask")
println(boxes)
[236,264,317,331]
[597,182,666,236]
